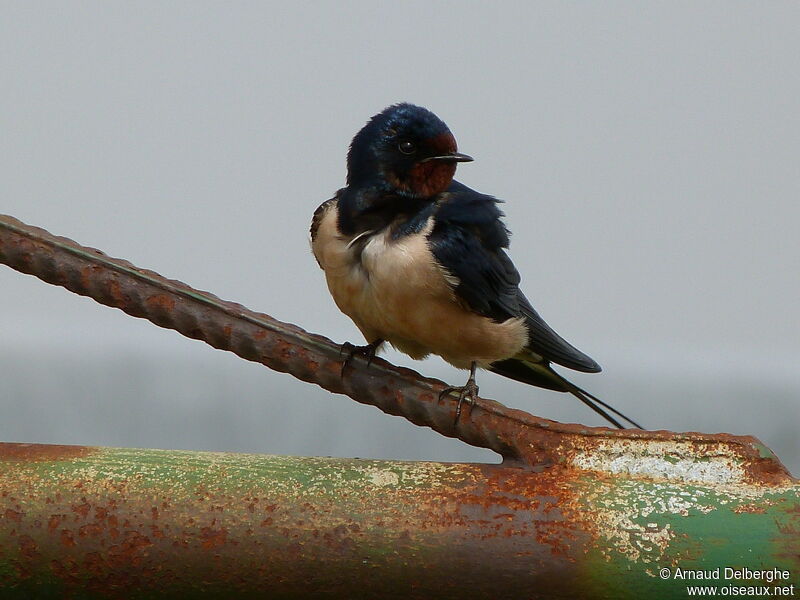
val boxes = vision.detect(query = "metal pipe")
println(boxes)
[0,442,797,599]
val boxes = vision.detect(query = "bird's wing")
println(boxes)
[310,196,337,244]
[428,181,601,373]
[310,196,338,269]
[515,290,600,372]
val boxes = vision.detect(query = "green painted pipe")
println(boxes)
[0,442,797,599]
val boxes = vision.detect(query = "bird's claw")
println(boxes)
[339,340,382,378]
[439,378,480,425]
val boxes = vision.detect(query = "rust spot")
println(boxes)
[107,278,125,303]
[78,523,103,537]
[83,552,106,577]
[48,514,64,531]
[18,535,40,560]
[50,557,81,583]
[107,531,152,567]
[418,392,436,404]
[80,265,94,289]
[61,529,76,547]
[200,526,228,549]
[72,502,91,518]
[322,525,355,553]
[145,293,176,311]
[325,360,341,376]
[275,339,293,360]
[0,442,94,463]
[4,508,23,522]
[775,521,800,536]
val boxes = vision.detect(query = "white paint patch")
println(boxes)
[367,469,400,487]
[570,439,745,485]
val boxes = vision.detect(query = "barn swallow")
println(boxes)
[310,103,642,429]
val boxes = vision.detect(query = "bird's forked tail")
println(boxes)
[488,358,644,429]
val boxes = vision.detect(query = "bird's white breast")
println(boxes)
[311,202,528,368]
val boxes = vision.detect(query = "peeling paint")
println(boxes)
[570,439,749,485]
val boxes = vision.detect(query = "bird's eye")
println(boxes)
[398,140,416,155]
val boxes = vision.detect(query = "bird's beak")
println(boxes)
[421,152,474,163]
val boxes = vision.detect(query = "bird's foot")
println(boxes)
[340,339,383,378]
[439,371,479,425]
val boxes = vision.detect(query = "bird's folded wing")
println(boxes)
[515,291,601,372]
[429,182,601,373]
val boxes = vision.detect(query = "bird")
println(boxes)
[310,103,642,429]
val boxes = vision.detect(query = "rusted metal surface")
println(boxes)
[0,442,797,599]
[0,214,796,484]
[1,213,798,596]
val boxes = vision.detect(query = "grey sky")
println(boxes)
[2,3,798,471]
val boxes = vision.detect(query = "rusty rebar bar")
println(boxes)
[0,214,794,483]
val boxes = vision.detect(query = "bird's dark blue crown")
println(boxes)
[346,103,452,184]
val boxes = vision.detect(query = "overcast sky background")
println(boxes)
[2,2,799,474]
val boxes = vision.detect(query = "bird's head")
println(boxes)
[346,103,472,198]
